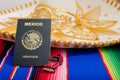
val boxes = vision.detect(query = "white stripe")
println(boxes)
[0,45,14,68]
[27,67,33,80]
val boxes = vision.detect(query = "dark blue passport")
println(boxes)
[13,19,51,66]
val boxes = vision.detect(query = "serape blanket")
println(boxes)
[0,39,120,80]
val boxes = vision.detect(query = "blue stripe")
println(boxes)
[12,67,30,80]
[0,47,13,80]
[67,48,110,80]
[28,67,34,80]
[0,46,31,80]
[9,49,31,80]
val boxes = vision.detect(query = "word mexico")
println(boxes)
[24,22,43,26]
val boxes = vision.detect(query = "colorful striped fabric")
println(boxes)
[0,40,33,80]
[99,45,120,80]
[0,39,120,80]
[0,40,12,59]
[31,49,68,80]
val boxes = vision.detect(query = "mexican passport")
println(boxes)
[13,19,51,66]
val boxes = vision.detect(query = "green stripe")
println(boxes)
[100,44,120,79]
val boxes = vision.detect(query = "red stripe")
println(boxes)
[34,68,38,79]
[26,67,32,80]
[66,50,69,80]
[38,68,41,80]
[0,40,8,59]
[98,49,113,80]
[9,66,17,79]
[0,45,13,70]
[32,48,68,80]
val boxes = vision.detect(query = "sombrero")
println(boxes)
[0,0,120,48]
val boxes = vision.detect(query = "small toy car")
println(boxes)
[43,54,63,73]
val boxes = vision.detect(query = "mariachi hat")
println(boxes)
[0,0,120,48]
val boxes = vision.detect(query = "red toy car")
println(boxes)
[43,54,63,73]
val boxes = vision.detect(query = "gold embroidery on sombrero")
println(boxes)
[27,4,98,40]
[0,1,37,15]
[103,0,120,11]
[0,2,118,41]
[75,3,118,36]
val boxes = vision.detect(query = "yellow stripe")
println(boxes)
[25,3,29,8]
[8,9,11,13]
[15,6,19,11]
[34,0,37,4]
[99,49,119,80]
[118,6,120,10]
[110,0,114,5]
[29,2,33,6]
[0,12,1,15]
[106,0,110,3]
[11,8,15,12]
[114,2,118,7]
[103,0,120,11]
[0,0,37,15]
[3,10,7,14]
[10,66,19,80]
[20,5,24,9]
[99,49,114,79]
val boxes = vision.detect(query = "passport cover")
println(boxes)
[13,19,51,66]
